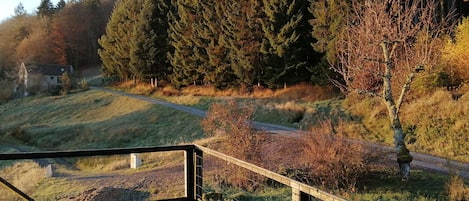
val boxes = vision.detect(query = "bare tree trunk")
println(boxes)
[381,42,413,181]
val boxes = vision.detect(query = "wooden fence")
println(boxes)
[0,145,346,201]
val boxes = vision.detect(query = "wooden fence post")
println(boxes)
[292,187,301,201]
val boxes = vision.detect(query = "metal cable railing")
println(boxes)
[0,144,346,201]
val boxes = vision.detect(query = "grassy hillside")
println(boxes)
[145,83,469,163]
[0,90,204,150]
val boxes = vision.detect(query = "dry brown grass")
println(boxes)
[115,80,155,95]
[0,161,45,200]
[151,83,339,101]
[402,90,469,162]
[272,83,340,101]
[447,175,469,201]
[342,88,469,163]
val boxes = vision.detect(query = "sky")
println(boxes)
[1,0,59,22]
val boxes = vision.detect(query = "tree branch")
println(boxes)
[396,72,416,114]
[356,89,380,97]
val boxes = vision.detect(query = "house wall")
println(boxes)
[40,75,60,91]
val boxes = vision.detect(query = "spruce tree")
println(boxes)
[56,0,66,11]
[220,0,264,90]
[37,0,55,18]
[196,0,236,89]
[168,0,202,88]
[130,0,171,82]
[98,0,142,81]
[261,0,316,87]
[309,0,350,64]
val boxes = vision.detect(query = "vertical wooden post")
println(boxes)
[292,184,310,201]
[292,187,301,201]
[185,149,195,199]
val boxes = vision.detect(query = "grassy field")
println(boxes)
[0,85,468,200]
[0,90,204,150]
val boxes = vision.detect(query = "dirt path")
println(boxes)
[90,86,469,179]
[60,164,186,201]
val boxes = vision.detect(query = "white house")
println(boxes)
[18,62,73,95]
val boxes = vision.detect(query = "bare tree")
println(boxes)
[333,0,453,180]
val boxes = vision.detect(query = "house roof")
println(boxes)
[26,64,73,76]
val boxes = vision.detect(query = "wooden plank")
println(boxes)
[195,145,347,201]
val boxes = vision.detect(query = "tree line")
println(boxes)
[99,0,332,90]
[99,0,468,90]
[0,0,466,91]
[0,0,116,72]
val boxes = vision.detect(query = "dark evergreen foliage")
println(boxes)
[37,0,55,17]
[130,0,171,82]
[98,0,143,81]
[168,0,202,88]
[98,0,339,89]
[220,0,264,90]
[261,0,320,88]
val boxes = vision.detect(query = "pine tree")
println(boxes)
[14,3,27,17]
[98,0,142,81]
[56,0,66,11]
[261,0,316,87]
[37,0,55,18]
[130,0,171,82]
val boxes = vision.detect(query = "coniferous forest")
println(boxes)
[0,0,468,92]
[99,0,329,90]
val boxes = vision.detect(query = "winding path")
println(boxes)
[90,86,469,179]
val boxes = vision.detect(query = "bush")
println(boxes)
[61,72,72,95]
[79,79,89,90]
[443,17,469,83]
[412,71,455,94]
[301,120,367,192]
[201,100,265,190]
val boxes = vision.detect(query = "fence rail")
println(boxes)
[0,144,346,201]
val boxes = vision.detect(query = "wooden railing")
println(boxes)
[0,145,346,201]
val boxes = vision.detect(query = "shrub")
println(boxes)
[442,17,469,83]
[79,79,89,90]
[61,72,72,95]
[301,120,367,192]
[201,100,265,190]
[412,71,455,94]
[447,175,469,201]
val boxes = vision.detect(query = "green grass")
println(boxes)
[0,90,204,150]
[351,170,452,201]
[32,178,89,200]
